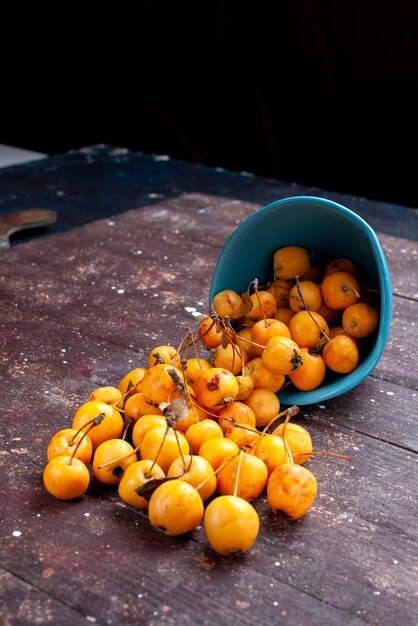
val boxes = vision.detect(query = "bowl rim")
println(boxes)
[209,195,393,405]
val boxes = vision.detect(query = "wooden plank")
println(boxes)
[1,273,417,398]
[0,313,141,457]
[0,453,363,626]
[299,376,418,453]
[2,193,417,304]
[1,146,418,243]
[122,194,418,302]
[0,218,217,354]
[2,328,417,622]
[1,301,417,462]
[1,424,417,626]
[1,190,417,626]
[379,234,418,302]
[1,253,417,405]
[1,198,417,438]
[118,192,260,249]
[1,307,417,624]
[0,568,90,626]
[372,296,418,389]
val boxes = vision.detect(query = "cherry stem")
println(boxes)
[167,384,189,405]
[280,412,294,464]
[259,405,299,439]
[70,413,105,446]
[233,448,245,497]
[69,424,93,465]
[212,315,243,373]
[191,330,202,354]
[172,425,188,471]
[228,421,256,434]
[194,447,242,492]
[196,316,217,346]
[230,332,265,350]
[295,276,331,343]
[170,453,194,479]
[69,413,105,465]
[189,396,222,420]
[122,417,134,441]
[221,319,239,373]
[177,330,193,360]
[122,380,135,408]
[148,423,169,475]
[97,445,140,469]
[179,330,206,374]
[349,286,361,299]
[268,281,291,296]
[293,450,352,461]
[249,405,299,456]
[188,399,202,424]
[341,322,356,333]
[252,279,267,325]
[225,322,248,377]
[167,368,188,404]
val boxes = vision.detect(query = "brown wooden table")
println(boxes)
[1,148,417,625]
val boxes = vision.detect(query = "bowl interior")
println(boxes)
[209,196,392,405]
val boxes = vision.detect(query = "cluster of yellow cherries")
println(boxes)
[42,246,374,556]
[209,245,380,394]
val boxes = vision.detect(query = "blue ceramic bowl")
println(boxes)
[209,196,392,406]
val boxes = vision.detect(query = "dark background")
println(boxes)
[3,2,418,208]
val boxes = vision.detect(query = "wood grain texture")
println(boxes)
[0,568,91,626]
[1,178,418,625]
[1,438,417,626]
[1,146,418,243]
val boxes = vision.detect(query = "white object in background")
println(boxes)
[0,144,47,168]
